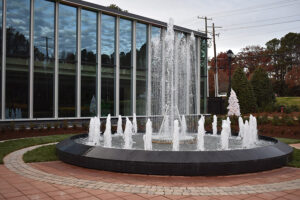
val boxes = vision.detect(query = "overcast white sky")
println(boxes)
[85,0,300,59]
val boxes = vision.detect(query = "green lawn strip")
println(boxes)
[0,134,74,164]
[23,144,58,163]
[276,137,300,144]
[276,97,300,108]
[288,148,300,168]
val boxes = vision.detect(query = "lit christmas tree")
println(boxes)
[227,89,241,117]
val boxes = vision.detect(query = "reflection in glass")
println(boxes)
[136,23,147,115]
[6,0,30,119]
[81,9,97,117]
[150,26,161,115]
[58,4,77,117]
[101,14,115,116]
[33,0,55,118]
[119,18,132,116]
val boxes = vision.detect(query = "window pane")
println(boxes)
[58,4,77,117]
[101,14,115,116]
[81,9,97,117]
[119,18,132,116]
[136,23,147,115]
[150,26,161,115]
[6,0,30,119]
[33,0,55,118]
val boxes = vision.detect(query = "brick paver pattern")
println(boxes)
[1,143,300,199]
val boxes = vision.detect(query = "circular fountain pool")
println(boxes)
[56,133,292,176]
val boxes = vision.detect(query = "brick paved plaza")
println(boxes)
[0,143,299,200]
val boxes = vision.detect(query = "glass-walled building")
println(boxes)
[0,0,208,120]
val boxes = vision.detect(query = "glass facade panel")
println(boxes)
[33,0,55,118]
[6,0,30,119]
[81,9,97,117]
[101,14,115,116]
[119,18,132,116]
[136,23,147,115]
[58,4,77,117]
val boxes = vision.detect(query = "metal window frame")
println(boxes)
[76,7,81,117]
[115,16,120,116]
[1,0,6,119]
[146,24,151,116]
[132,20,136,115]
[97,11,101,117]
[54,1,59,118]
[29,0,34,119]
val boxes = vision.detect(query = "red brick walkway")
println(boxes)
[0,143,300,200]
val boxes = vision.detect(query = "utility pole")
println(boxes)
[197,16,212,104]
[208,23,222,97]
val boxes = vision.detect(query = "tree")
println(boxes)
[250,67,275,108]
[232,67,257,114]
[234,45,270,76]
[108,4,128,12]
[285,66,300,96]
[227,89,241,117]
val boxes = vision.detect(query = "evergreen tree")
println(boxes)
[227,89,241,117]
[232,67,257,114]
[250,67,275,108]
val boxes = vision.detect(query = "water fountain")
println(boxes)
[56,19,292,176]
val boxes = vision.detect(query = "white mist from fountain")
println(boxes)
[116,115,123,136]
[144,119,153,150]
[172,120,180,151]
[197,116,205,151]
[181,115,187,137]
[104,114,112,148]
[221,120,230,150]
[212,115,217,136]
[124,117,133,149]
[132,113,137,135]
[87,117,101,145]
[151,18,197,142]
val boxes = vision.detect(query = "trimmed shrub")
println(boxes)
[250,67,275,109]
[232,67,257,114]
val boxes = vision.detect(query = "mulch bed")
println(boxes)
[0,128,88,141]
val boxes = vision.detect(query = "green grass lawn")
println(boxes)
[288,148,300,168]
[276,97,300,108]
[0,134,74,164]
[23,144,57,163]
[276,137,300,144]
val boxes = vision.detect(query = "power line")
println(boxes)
[220,19,300,31]
[223,14,300,28]
[207,0,299,18]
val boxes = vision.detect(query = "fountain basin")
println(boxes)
[56,134,293,176]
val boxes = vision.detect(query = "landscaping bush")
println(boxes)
[62,120,68,129]
[250,67,275,109]
[257,115,269,125]
[9,122,15,131]
[232,67,257,114]
[46,123,52,130]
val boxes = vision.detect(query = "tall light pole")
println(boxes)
[227,49,234,97]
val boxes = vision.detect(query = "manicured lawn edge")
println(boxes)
[0,134,74,164]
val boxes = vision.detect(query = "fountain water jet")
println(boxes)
[197,116,205,151]
[103,114,112,148]
[87,117,101,146]
[212,115,217,136]
[144,119,153,150]
[116,115,123,136]
[124,117,133,149]
[172,120,180,151]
